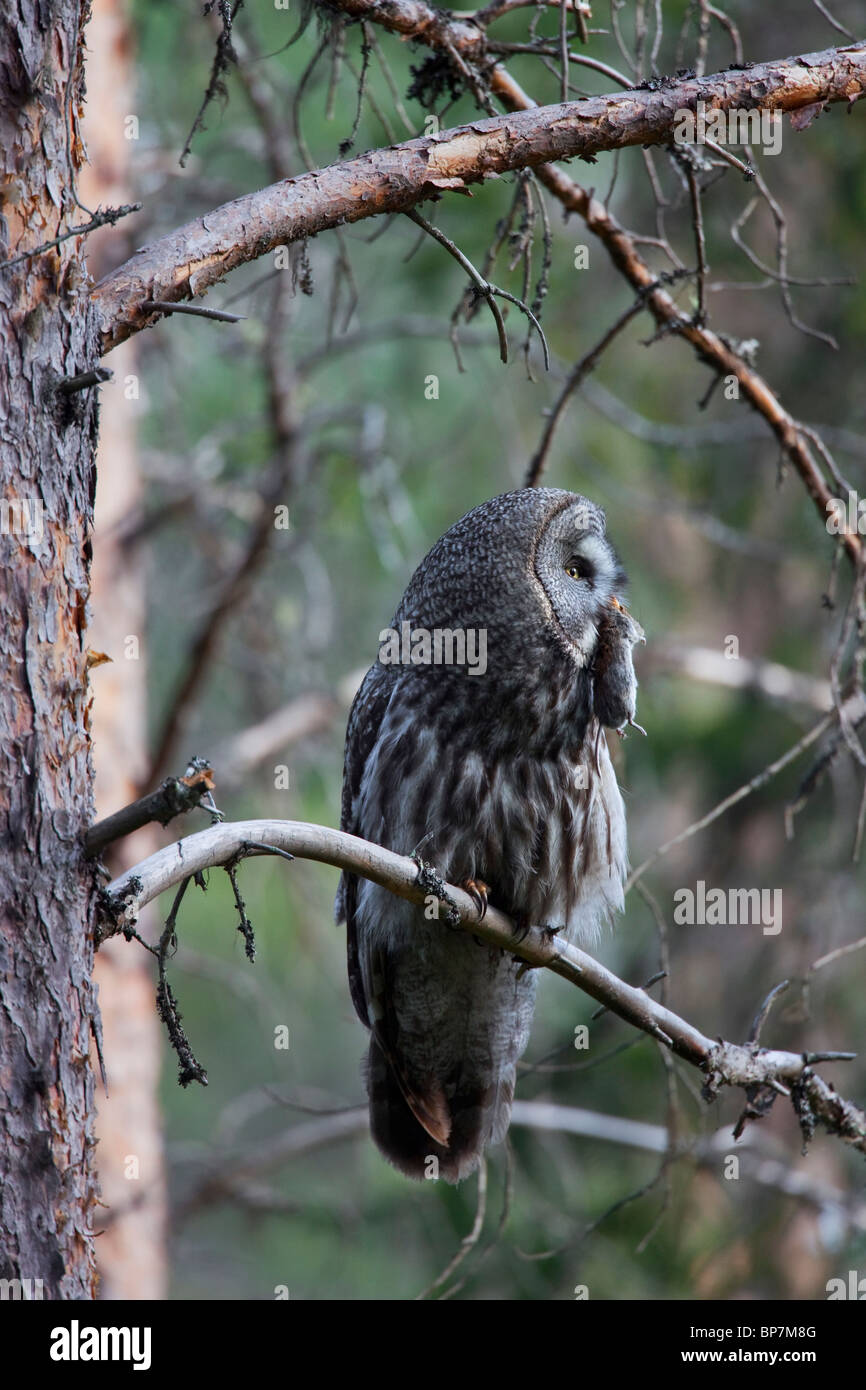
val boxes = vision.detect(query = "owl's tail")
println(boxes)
[366,1037,515,1184]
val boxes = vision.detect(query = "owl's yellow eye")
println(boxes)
[565,563,583,581]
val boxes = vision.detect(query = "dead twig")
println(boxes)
[180,0,243,168]
[1,203,141,272]
[406,207,549,369]
[85,758,221,859]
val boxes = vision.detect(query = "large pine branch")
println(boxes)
[92,43,866,353]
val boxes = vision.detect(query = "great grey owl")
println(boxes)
[336,488,642,1182]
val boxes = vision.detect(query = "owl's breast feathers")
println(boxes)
[337,660,627,1182]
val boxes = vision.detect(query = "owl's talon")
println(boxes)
[462,878,489,921]
[541,923,563,940]
[513,923,563,976]
[511,914,532,943]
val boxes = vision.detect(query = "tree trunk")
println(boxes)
[0,2,101,1299]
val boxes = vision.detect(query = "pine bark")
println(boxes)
[0,2,101,1298]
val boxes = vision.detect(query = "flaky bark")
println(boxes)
[92,44,866,353]
[0,1,101,1298]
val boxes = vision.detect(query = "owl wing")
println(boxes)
[336,663,391,1026]
[337,666,452,1148]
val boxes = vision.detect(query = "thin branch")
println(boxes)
[812,0,855,41]
[340,24,373,155]
[406,209,508,363]
[406,208,550,368]
[626,710,837,892]
[487,41,632,88]
[707,4,742,64]
[785,689,866,836]
[684,162,708,323]
[416,1161,488,1299]
[809,936,866,975]
[558,0,569,102]
[524,293,647,485]
[155,879,209,1088]
[142,300,245,324]
[1,203,141,272]
[367,27,415,133]
[730,179,849,349]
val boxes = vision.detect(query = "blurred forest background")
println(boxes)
[83,0,866,1299]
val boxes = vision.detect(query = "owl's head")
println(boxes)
[394,487,626,674]
[531,491,626,665]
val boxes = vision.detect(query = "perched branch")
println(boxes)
[99,818,866,1154]
[92,43,866,355]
